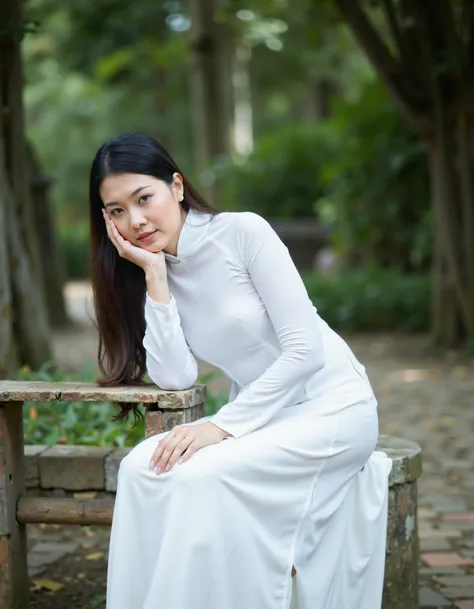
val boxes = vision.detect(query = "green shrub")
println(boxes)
[59,221,90,280]
[215,122,333,219]
[318,80,431,271]
[302,267,430,333]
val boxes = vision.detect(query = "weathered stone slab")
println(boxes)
[39,446,114,490]
[60,383,206,407]
[0,381,206,408]
[0,381,80,402]
[376,434,422,485]
[105,448,132,492]
[24,445,48,488]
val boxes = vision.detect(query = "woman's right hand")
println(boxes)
[102,209,166,274]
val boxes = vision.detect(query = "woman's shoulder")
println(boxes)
[211,210,272,235]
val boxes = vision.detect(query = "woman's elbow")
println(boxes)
[146,358,198,391]
[148,369,198,391]
[298,341,325,378]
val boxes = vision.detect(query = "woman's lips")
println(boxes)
[137,230,157,244]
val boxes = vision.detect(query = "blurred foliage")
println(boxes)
[215,123,333,218]
[23,0,193,225]
[216,79,430,271]
[59,221,90,280]
[302,267,430,333]
[317,81,431,271]
[22,0,432,279]
[22,0,372,224]
[19,363,228,447]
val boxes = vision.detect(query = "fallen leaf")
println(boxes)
[90,593,107,608]
[441,416,454,428]
[32,579,65,592]
[86,552,104,561]
[73,492,97,500]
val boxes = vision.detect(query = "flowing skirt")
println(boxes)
[106,392,392,609]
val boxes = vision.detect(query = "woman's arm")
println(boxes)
[143,266,198,390]
[210,212,325,438]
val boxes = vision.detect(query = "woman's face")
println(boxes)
[99,172,185,254]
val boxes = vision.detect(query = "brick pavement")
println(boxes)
[355,334,474,608]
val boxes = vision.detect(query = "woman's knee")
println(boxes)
[171,446,229,488]
[118,435,162,481]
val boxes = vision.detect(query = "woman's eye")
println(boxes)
[139,194,151,204]
[110,208,122,217]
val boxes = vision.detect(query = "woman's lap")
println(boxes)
[119,394,378,491]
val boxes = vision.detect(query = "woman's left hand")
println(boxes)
[149,422,229,475]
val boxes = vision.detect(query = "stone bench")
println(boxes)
[0,381,421,609]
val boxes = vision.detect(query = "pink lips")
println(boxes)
[137,231,157,243]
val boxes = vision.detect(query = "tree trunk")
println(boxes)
[27,143,69,328]
[188,0,234,205]
[427,103,474,346]
[304,79,335,121]
[232,41,253,156]
[0,134,17,377]
[333,0,474,346]
[0,0,53,376]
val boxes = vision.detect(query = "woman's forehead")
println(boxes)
[100,173,162,201]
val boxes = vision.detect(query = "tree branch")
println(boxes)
[413,0,465,83]
[462,0,474,75]
[381,0,404,59]
[333,0,432,137]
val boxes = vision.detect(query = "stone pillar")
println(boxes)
[0,402,29,608]
[376,435,422,609]
[145,385,207,438]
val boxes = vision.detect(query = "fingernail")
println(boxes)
[155,466,161,475]
[165,464,170,471]
[148,460,154,469]
[177,457,183,465]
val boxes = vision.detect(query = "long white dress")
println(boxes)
[106,208,393,609]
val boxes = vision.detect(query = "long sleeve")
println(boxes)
[210,213,325,438]
[143,293,198,390]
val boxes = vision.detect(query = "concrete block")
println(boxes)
[105,448,132,492]
[39,446,113,490]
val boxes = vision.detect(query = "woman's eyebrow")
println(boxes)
[104,185,151,208]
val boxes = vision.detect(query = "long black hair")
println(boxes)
[89,133,222,420]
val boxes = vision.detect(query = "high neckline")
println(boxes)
[164,207,213,264]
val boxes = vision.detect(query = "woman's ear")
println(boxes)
[172,172,184,201]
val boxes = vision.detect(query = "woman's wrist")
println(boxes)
[144,262,165,280]
[145,265,170,304]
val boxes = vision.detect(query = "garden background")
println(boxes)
[1,1,474,607]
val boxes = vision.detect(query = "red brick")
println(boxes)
[0,538,8,565]
[422,553,474,568]
[443,514,474,523]
[455,602,474,609]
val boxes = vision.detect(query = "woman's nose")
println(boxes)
[129,208,147,229]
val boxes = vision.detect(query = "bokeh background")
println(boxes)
[1,2,474,607]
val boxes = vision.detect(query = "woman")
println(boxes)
[90,132,392,609]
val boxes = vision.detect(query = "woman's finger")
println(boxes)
[156,432,189,474]
[107,215,127,246]
[178,440,200,464]
[149,433,174,469]
[102,210,122,253]
[164,437,193,472]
